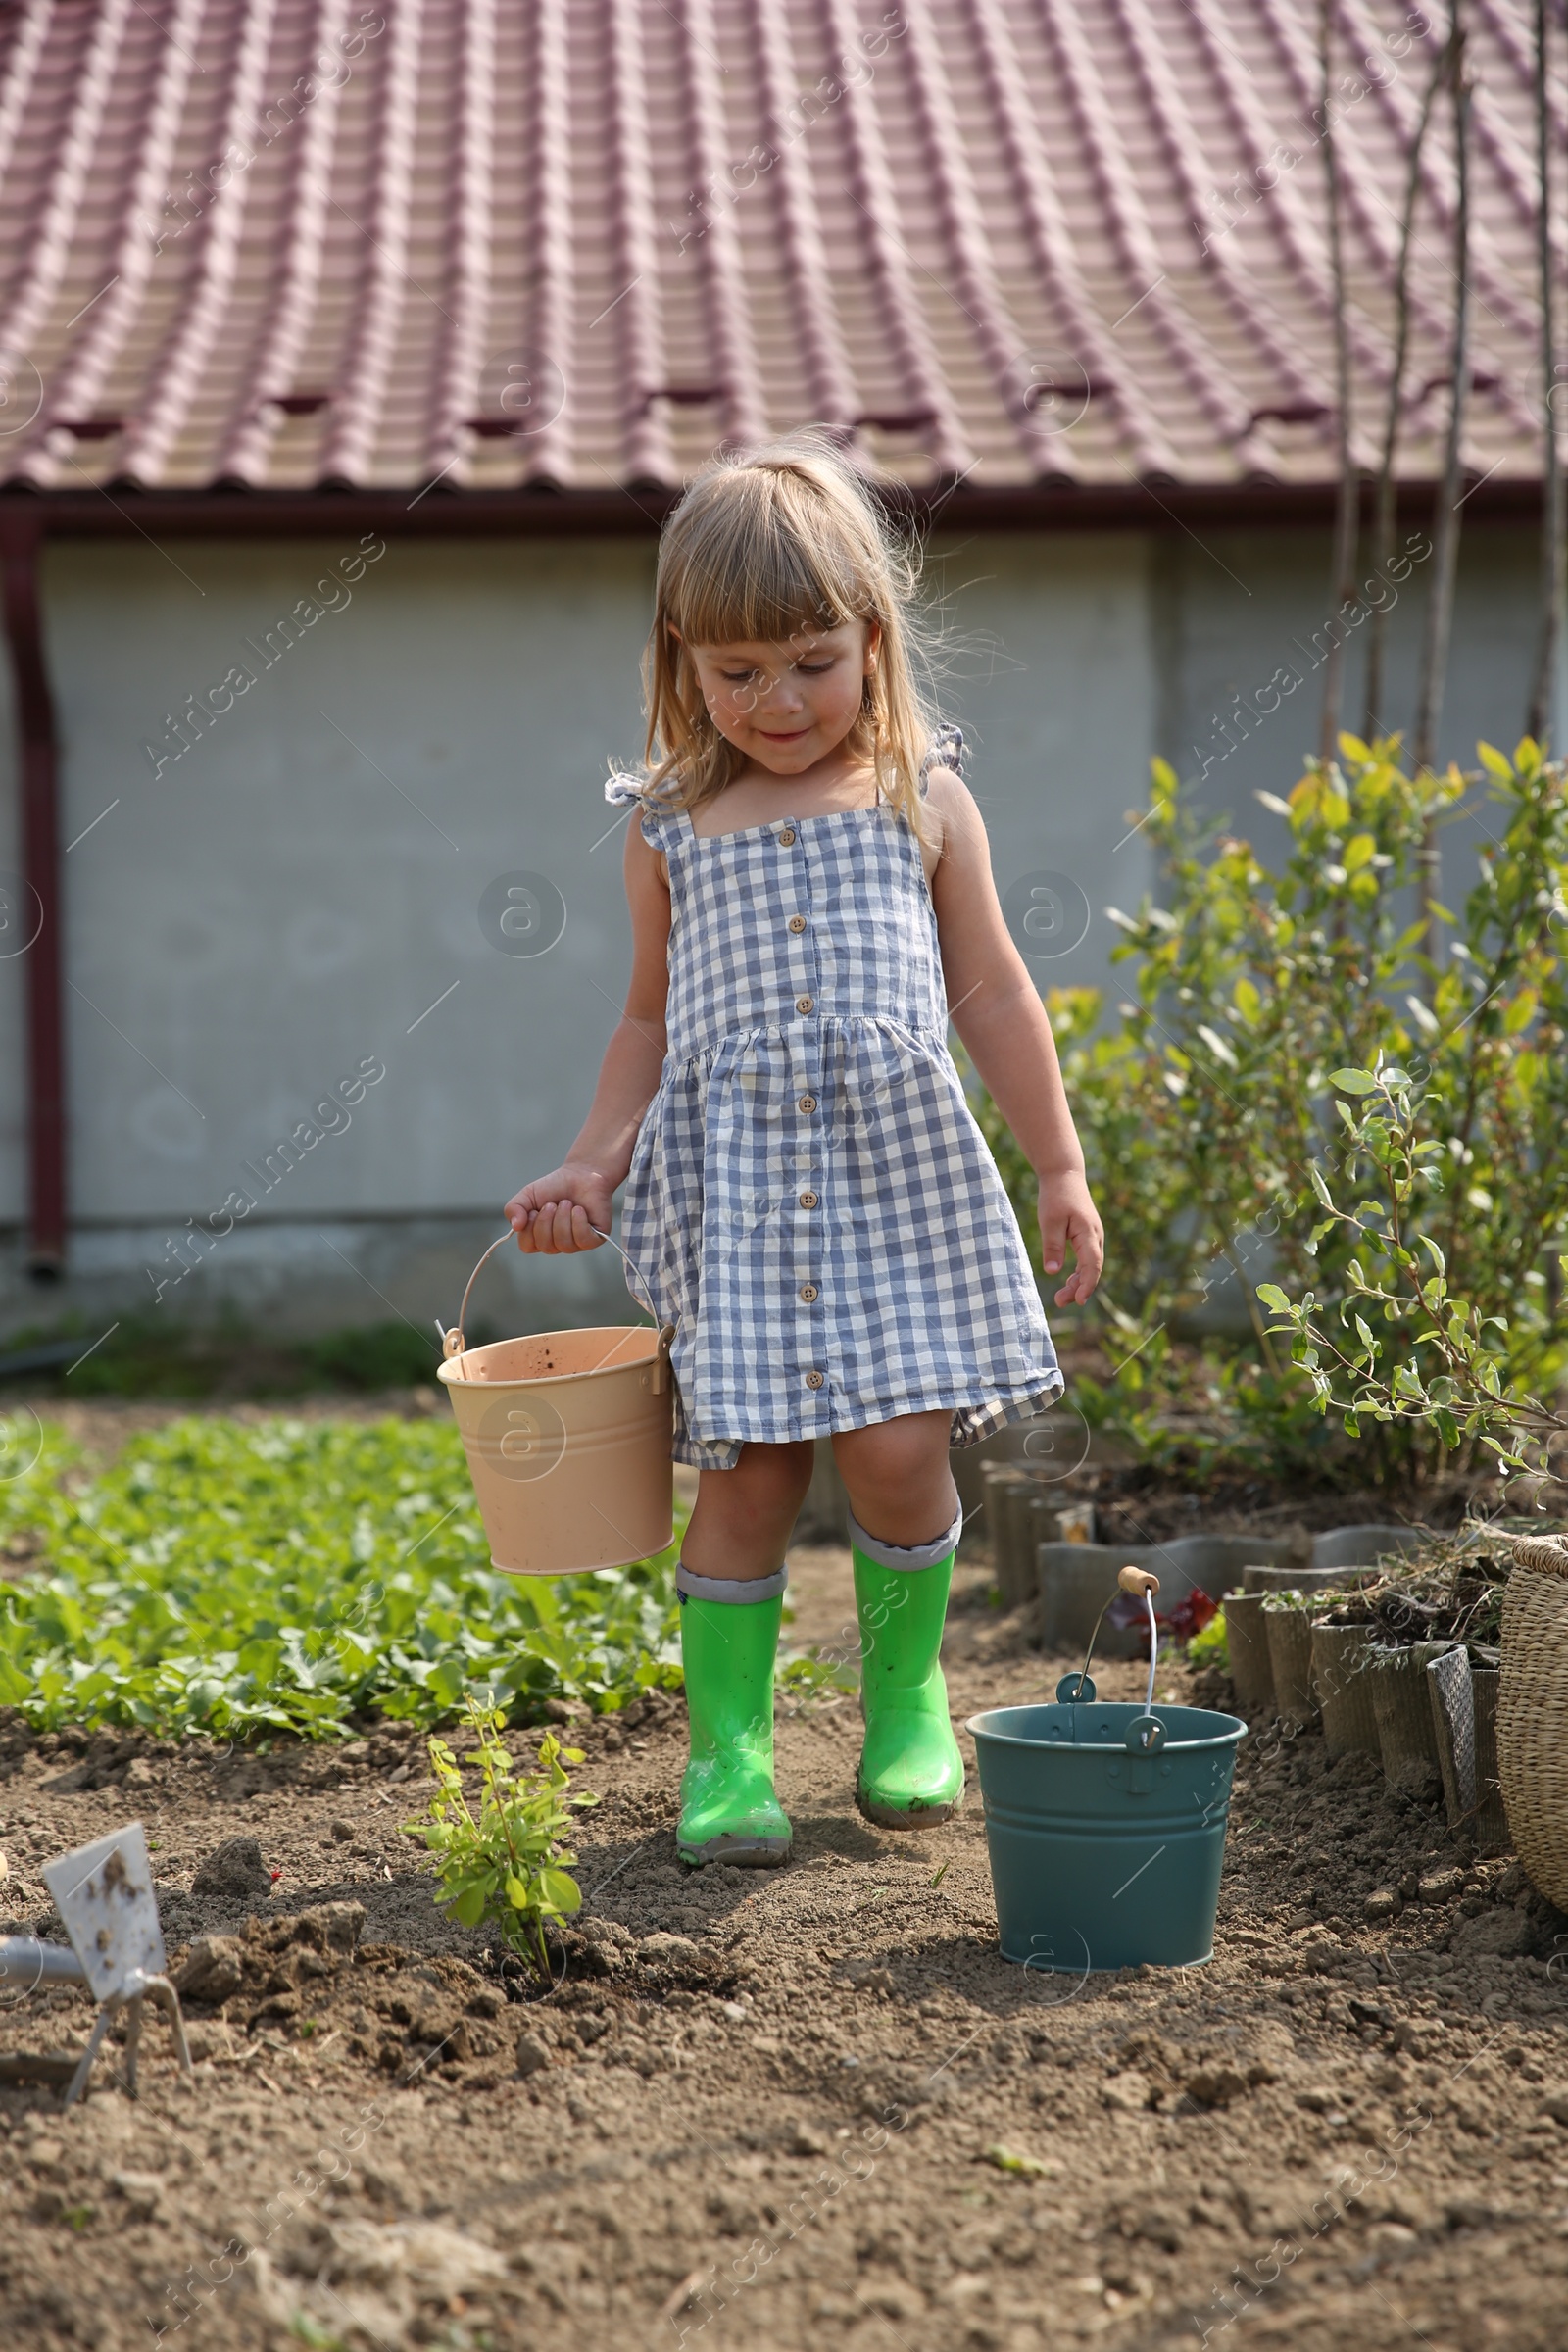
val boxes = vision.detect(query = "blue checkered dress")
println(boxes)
[608,741,1062,1469]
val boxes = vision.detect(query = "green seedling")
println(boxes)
[404,1697,598,1977]
[931,1862,950,1888]
[288,2317,348,2351]
[981,2144,1051,2179]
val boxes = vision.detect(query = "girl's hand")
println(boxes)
[1039,1172,1104,1307]
[505,1164,614,1254]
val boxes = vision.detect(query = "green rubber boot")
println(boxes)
[676,1578,792,1868]
[853,1523,965,1829]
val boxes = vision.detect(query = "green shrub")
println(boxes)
[0,1313,487,1398]
[972,736,1568,1485]
[1261,1058,1568,1484]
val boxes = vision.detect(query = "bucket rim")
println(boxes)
[485,1535,675,1577]
[964,1701,1248,1755]
[438,1325,664,1391]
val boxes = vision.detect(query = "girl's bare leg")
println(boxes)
[831,1410,958,1548]
[679,1439,817,1581]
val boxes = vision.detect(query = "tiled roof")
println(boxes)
[0,0,1554,497]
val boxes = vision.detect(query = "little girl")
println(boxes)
[506,434,1102,1869]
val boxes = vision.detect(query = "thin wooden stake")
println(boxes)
[1411,13,1473,993]
[1528,0,1565,747]
[1364,46,1447,743]
[1319,0,1360,763]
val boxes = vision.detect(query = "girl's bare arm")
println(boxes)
[925,769,1104,1307]
[505,820,671,1253]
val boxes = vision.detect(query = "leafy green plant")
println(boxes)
[970,736,1568,1487]
[1260,1057,1567,1484]
[404,1698,596,1975]
[1185,1611,1229,1672]
[0,1417,684,1737]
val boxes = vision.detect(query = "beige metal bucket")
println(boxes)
[437,1230,675,1577]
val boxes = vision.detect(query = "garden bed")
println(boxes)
[3,1415,1568,2351]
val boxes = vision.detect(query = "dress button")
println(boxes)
[779,827,797,846]
[795,995,813,1014]
[805,1369,824,1389]
[787,914,807,934]
[799,1190,818,1208]
[799,1283,818,1302]
[797,1094,816,1114]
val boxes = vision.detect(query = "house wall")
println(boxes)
[1155,521,1561,884]
[0,527,1158,1341]
[0,515,1549,1344]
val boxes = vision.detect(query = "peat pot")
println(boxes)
[994,1474,1048,1612]
[1262,1599,1319,1730]
[1221,1592,1275,1713]
[1310,1622,1383,1761]
[1370,1642,1450,1798]
[1428,1654,1511,1855]
[967,1699,1247,1973]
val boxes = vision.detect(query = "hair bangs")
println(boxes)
[636,430,947,836]
[664,477,866,651]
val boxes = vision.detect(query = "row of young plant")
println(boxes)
[974,736,1568,1489]
[0,1417,685,1738]
[0,1414,847,1741]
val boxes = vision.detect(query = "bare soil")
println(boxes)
[2,1420,1566,2350]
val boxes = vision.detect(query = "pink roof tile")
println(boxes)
[0,0,1554,496]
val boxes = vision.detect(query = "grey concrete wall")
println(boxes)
[0,527,1162,1341]
[0,513,1546,1343]
[930,532,1157,1004]
[1155,520,1563,891]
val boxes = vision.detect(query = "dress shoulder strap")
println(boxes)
[605,769,684,843]
[917,722,966,797]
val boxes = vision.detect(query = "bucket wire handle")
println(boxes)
[440,1224,674,1389]
[1057,1566,1165,1740]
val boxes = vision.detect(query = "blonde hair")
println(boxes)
[638,430,944,834]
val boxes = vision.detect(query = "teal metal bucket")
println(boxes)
[966,1696,1248,1972]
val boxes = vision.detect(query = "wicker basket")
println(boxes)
[1496,1535,1568,1904]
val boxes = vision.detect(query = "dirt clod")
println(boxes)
[514,2031,551,2078]
[173,1933,245,2002]
[189,1835,272,1901]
